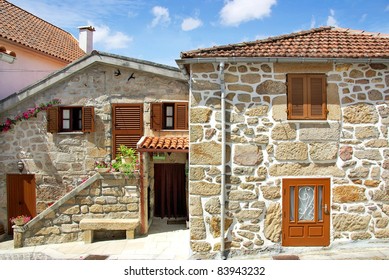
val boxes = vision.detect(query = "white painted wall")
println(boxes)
[0,41,67,100]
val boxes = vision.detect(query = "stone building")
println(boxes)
[177,27,389,258]
[0,51,188,246]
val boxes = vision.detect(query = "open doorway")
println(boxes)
[154,163,187,219]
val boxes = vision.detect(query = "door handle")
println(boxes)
[324,204,330,215]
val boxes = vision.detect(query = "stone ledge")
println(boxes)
[79,218,139,230]
[79,218,140,243]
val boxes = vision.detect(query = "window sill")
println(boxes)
[57,131,84,135]
[286,119,330,124]
[161,129,189,132]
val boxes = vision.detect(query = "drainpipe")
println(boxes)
[219,62,227,260]
[139,151,146,234]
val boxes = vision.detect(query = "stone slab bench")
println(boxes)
[79,218,139,243]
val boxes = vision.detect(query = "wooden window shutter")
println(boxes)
[151,103,162,131]
[112,104,143,155]
[288,75,306,119]
[308,75,326,119]
[174,102,188,130]
[82,106,95,132]
[46,107,59,133]
[287,74,327,120]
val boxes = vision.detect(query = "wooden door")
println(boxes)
[282,178,330,246]
[7,174,36,234]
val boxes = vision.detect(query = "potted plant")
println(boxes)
[94,161,111,173]
[113,145,139,177]
[10,215,31,226]
[118,144,137,164]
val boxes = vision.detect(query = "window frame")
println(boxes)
[47,106,95,133]
[287,74,327,120]
[60,107,83,132]
[151,102,188,131]
[163,103,175,129]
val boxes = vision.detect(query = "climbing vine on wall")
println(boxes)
[0,99,61,133]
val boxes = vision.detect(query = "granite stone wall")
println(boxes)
[189,62,389,257]
[13,173,139,248]
[0,62,188,233]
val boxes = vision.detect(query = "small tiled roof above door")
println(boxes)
[137,136,189,153]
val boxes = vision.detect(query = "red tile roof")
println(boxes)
[0,0,85,62]
[138,136,189,153]
[180,27,389,59]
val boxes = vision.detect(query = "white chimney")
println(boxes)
[78,26,95,54]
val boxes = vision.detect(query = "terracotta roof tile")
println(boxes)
[138,136,189,153]
[181,27,389,59]
[0,0,85,62]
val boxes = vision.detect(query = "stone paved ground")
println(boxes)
[0,252,54,260]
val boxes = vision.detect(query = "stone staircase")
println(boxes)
[13,173,140,248]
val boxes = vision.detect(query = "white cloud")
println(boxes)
[92,23,133,50]
[327,9,338,27]
[310,16,316,29]
[181,17,203,31]
[219,0,277,26]
[150,6,171,27]
[386,5,389,11]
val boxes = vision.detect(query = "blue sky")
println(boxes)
[8,0,389,66]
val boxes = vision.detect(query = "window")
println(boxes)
[164,103,174,129]
[61,107,82,131]
[151,102,188,130]
[287,74,327,120]
[47,106,94,133]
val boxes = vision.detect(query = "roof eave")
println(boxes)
[176,56,389,78]
[137,148,189,153]
[176,56,389,65]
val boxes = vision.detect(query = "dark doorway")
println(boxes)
[154,164,187,219]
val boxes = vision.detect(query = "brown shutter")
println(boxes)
[112,104,143,156]
[175,102,188,130]
[151,103,162,131]
[308,75,326,119]
[288,75,305,119]
[82,106,95,132]
[46,106,59,133]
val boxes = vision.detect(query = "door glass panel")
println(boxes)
[318,185,323,221]
[298,186,314,221]
[290,186,295,221]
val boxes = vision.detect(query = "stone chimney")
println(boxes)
[78,26,95,54]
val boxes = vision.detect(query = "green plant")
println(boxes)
[118,144,137,159]
[94,161,111,169]
[113,145,139,177]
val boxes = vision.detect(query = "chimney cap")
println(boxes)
[78,26,95,31]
